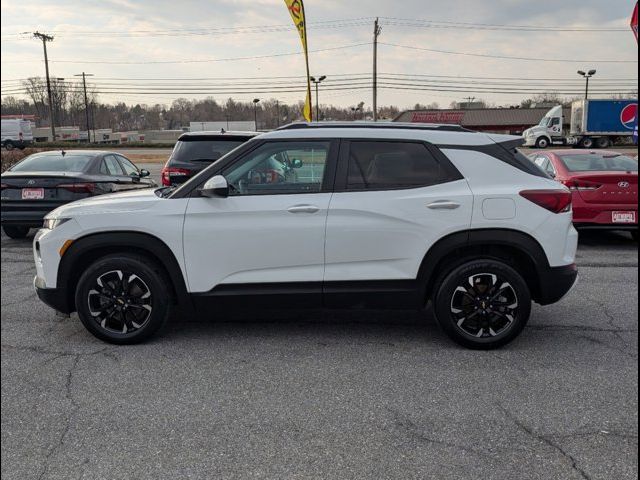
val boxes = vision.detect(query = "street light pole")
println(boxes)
[253,99,261,131]
[578,70,597,100]
[310,76,327,122]
[74,72,94,144]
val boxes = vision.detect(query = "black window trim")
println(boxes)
[173,138,340,199]
[334,138,464,193]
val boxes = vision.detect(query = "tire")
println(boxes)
[75,254,172,345]
[4,141,14,151]
[632,231,638,242]
[433,259,532,350]
[596,137,610,149]
[535,137,551,149]
[2,225,30,239]
[580,137,594,149]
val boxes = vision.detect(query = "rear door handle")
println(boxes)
[288,205,320,214]
[427,201,461,210]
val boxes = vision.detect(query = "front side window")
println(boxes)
[347,141,450,190]
[117,155,140,176]
[223,141,330,195]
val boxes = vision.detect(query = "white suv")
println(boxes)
[33,123,579,349]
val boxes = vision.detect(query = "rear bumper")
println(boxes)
[34,276,72,314]
[1,201,68,227]
[574,223,638,232]
[536,263,579,306]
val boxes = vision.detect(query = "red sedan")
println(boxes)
[529,150,638,240]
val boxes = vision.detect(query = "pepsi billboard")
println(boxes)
[585,100,639,134]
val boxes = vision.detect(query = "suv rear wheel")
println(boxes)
[433,259,532,350]
[75,254,171,344]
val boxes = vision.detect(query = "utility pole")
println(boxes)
[74,72,94,144]
[276,100,281,128]
[373,18,382,122]
[33,32,55,141]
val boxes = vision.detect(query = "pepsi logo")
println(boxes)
[620,103,638,131]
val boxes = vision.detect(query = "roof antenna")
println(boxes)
[61,150,66,157]
[221,128,226,134]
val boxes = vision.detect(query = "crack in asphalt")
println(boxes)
[500,406,592,480]
[37,354,81,480]
[386,408,497,462]
[580,297,639,360]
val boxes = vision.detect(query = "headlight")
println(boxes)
[43,218,71,230]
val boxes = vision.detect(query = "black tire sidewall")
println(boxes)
[536,137,550,149]
[434,259,532,350]
[75,254,170,345]
[2,226,30,239]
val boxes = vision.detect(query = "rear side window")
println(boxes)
[116,155,140,176]
[347,141,452,190]
[101,155,124,175]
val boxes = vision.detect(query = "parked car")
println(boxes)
[33,123,579,349]
[529,150,638,239]
[1,119,33,150]
[1,150,156,238]
[161,130,259,186]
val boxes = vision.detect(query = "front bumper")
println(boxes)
[536,263,579,306]
[34,276,72,314]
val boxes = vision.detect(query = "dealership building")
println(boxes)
[394,107,571,135]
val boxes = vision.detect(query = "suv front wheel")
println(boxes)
[75,254,171,344]
[433,259,532,350]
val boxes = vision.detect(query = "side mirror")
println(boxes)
[200,175,229,198]
[291,158,304,169]
[139,169,151,178]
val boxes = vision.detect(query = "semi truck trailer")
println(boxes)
[523,99,638,149]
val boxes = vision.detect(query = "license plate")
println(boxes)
[21,188,44,200]
[612,211,637,224]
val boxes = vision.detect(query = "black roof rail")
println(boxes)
[276,122,474,133]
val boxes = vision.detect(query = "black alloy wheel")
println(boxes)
[76,254,171,344]
[434,260,532,350]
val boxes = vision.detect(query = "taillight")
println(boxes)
[58,183,96,194]
[520,190,572,214]
[562,180,601,191]
[161,167,191,187]
[0,183,8,191]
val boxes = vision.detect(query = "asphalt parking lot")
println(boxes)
[1,227,637,480]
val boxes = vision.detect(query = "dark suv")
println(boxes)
[161,131,258,186]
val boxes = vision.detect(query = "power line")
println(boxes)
[380,42,638,64]
[378,17,629,32]
[2,43,371,65]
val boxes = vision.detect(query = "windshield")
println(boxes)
[538,117,551,127]
[10,153,94,172]
[169,139,248,164]
[559,154,638,172]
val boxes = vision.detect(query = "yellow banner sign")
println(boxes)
[284,0,312,122]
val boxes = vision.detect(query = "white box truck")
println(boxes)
[523,99,638,149]
[1,119,34,150]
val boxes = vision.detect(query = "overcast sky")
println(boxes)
[1,0,638,110]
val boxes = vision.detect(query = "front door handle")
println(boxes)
[288,205,320,214]
[427,200,461,210]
